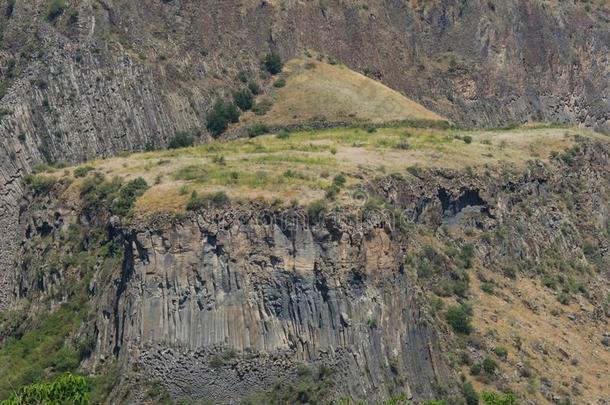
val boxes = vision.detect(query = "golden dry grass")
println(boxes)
[468,269,610,404]
[48,125,607,219]
[240,58,445,127]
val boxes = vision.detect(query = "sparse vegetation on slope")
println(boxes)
[34,125,605,220]
[240,58,446,128]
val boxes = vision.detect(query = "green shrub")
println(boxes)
[276,129,290,139]
[493,346,508,360]
[263,52,283,74]
[2,373,90,405]
[209,355,225,369]
[186,191,230,211]
[212,155,226,165]
[236,70,248,83]
[462,382,479,405]
[253,98,273,116]
[325,184,340,200]
[273,78,286,88]
[481,282,494,294]
[73,166,94,178]
[557,291,571,305]
[481,357,497,374]
[463,135,473,144]
[52,346,80,372]
[0,80,7,100]
[445,304,473,335]
[25,174,56,194]
[110,177,149,217]
[248,81,261,95]
[5,0,15,17]
[470,363,481,376]
[206,100,240,137]
[480,392,516,405]
[233,88,254,111]
[168,131,195,149]
[46,0,66,21]
[307,200,327,223]
[247,124,269,138]
[460,243,475,268]
[80,173,122,214]
[332,174,346,187]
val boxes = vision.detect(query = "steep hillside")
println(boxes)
[2,124,609,404]
[0,1,609,404]
[239,58,445,128]
[1,0,610,309]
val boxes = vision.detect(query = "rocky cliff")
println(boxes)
[1,0,610,309]
[4,133,609,403]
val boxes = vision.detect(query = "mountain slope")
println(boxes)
[240,58,445,128]
[1,1,610,308]
[2,124,609,404]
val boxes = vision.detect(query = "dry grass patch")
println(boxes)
[49,126,605,218]
[240,58,445,127]
[469,269,610,404]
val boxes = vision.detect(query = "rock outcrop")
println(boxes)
[7,137,609,403]
[1,0,609,308]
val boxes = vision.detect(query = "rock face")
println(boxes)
[1,0,609,307]
[9,137,610,403]
[92,212,452,402]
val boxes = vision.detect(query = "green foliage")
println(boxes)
[5,0,15,18]
[24,174,56,194]
[206,100,240,137]
[79,174,147,217]
[481,282,494,294]
[493,346,508,360]
[559,144,581,164]
[0,305,87,399]
[332,174,346,187]
[556,291,571,305]
[233,88,254,111]
[307,199,328,224]
[236,70,249,83]
[480,392,517,405]
[481,357,497,374]
[47,0,66,21]
[186,191,230,211]
[253,98,273,115]
[460,243,475,268]
[247,123,269,138]
[463,135,473,144]
[80,173,121,214]
[52,346,80,372]
[276,129,290,139]
[263,52,283,74]
[462,382,479,405]
[0,80,6,100]
[110,177,149,217]
[73,166,94,178]
[248,81,261,95]
[168,131,195,149]
[0,373,90,405]
[445,304,473,335]
[273,78,286,88]
[381,393,412,404]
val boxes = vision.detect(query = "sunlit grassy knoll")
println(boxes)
[42,125,606,218]
[239,58,445,127]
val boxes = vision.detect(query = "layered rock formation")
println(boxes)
[1,0,609,308]
[8,136,609,403]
